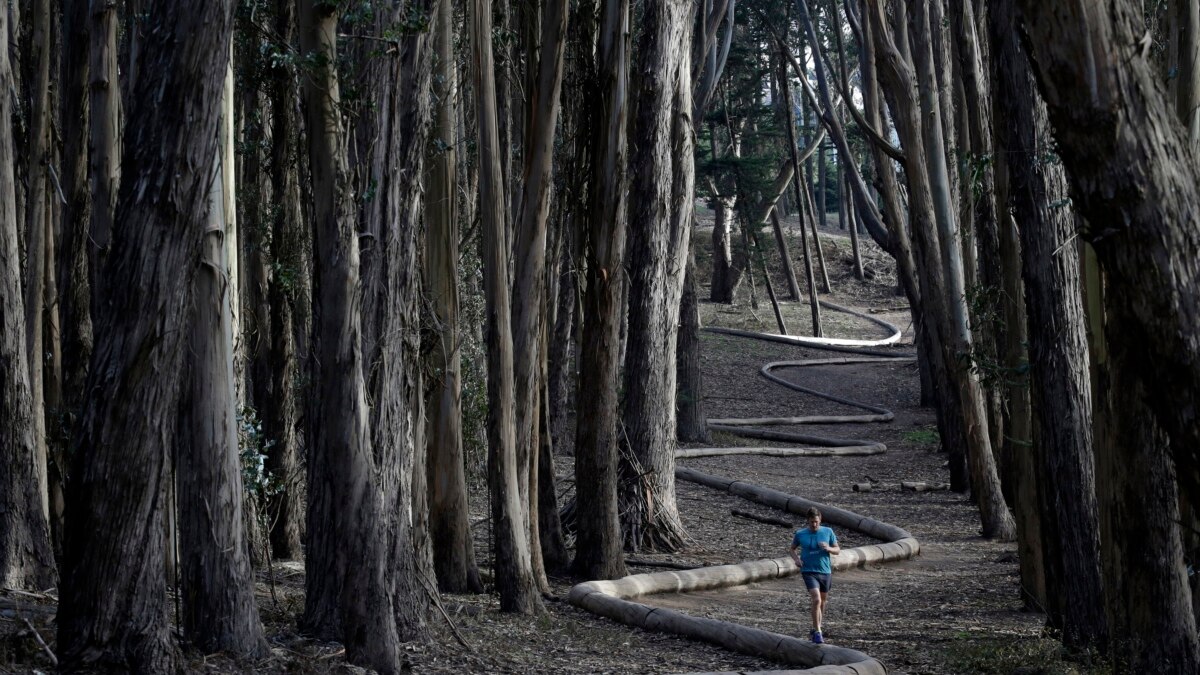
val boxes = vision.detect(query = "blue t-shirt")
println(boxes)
[792,526,838,574]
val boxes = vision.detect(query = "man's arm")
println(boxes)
[789,542,802,565]
[821,533,841,555]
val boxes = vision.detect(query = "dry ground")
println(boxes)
[1,219,1097,674]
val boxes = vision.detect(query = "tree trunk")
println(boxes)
[0,4,55,590]
[845,159,865,280]
[511,0,569,595]
[1017,0,1200,665]
[988,0,1107,645]
[370,0,438,639]
[426,0,482,595]
[57,0,93,561]
[573,0,631,580]
[619,0,695,553]
[868,0,1006,530]
[298,2,404,667]
[675,250,710,442]
[23,0,51,526]
[709,196,740,302]
[88,0,119,308]
[471,0,540,614]
[910,0,1014,540]
[56,1,234,669]
[176,141,267,657]
[263,0,303,561]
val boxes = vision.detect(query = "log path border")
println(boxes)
[568,304,920,674]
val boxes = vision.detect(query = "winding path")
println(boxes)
[568,303,920,674]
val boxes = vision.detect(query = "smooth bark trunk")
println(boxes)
[426,0,482,595]
[471,0,540,613]
[298,2,405,667]
[176,145,267,656]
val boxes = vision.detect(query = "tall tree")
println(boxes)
[175,105,267,655]
[511,0,569,592]
[472,0,540,613]
[620,0,695,552]
[867,0,1012,538]
[23,0,52,525]
[368,0,439,639]
[298,1,403,668]
[0,3,55,591]
[426,0,483,595]
[89,0,120,301]
[989,0,1107,649]
[1017,0,1200,667]
[261,0,303,560]
[573,0,630,580]
[56,0,234,669]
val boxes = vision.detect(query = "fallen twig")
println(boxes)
[730,509,794,528]
[419,569,472,651]
[22,618,57,666]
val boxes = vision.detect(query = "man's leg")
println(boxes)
[818,591,829,632]
[809,587,822,631]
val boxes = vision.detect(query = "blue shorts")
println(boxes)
[802,572,831,593]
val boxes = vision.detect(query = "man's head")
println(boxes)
[806,507,822,531]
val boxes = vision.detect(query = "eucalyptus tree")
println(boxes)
[472,0,540,613]
[573,0,630,580]
[1017,0,1200,667]
[988,0,1107,650]
[0,3,55,592]
[426,0,483,594]
[57,0,234,668]
[866,0,1013,539]
[620,0,696,552]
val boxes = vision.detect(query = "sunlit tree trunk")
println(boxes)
[176,135,267,657]
[471,0,540,613]
[511,0,569,594]
[23,0,52,525]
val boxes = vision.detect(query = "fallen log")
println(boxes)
[851,482,873,492]
[901,481,948,492]
[707,425,884,451]
[676,445,884,459]
[626,557,711,571]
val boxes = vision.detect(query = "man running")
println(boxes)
[790,506,840,644]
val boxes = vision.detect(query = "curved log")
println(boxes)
[567,469,917,674]
[569,304,920,673]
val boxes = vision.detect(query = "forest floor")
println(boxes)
[0,215,1098,674]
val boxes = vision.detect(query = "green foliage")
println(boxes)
[237,406,283,502]
[939,635,1112,675]
[903,426,940,446]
